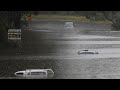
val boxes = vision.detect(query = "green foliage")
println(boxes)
[0,22,8,42]
[102,11,120,30]
[33,11,39,15]
[0,11,29,43]
[111,21,120,31]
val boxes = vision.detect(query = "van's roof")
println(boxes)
[26,69,53,72]
[15,69,54,74]
[26,69,52,70]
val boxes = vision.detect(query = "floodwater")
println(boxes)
[1,21,120,79]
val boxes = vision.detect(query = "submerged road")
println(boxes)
[2,20,120,79]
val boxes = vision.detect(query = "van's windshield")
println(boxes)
[16,72,24,75]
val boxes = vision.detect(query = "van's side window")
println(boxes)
[31,72,46,75]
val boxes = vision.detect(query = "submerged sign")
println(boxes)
[8,29,21,40]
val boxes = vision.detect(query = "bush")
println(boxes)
[33,11,39,15]
[111,23,120,30]
[95,16,106,21]
[0,23,8,43]
[111,18,120,30]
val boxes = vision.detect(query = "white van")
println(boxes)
[14,69,54,79]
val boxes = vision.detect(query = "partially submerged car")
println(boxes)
[14,69,54,79]
[78,50,99,55]
[64,22,75,30]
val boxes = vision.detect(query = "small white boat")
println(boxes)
[14,69,54,79]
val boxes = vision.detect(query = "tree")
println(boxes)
[102,11,120,30]
[0,11,9,42]
[0,11,31,43]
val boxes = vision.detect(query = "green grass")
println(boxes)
[31,14,112,24]
[32,14,88,21]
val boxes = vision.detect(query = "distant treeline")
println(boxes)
[33,11,98,16]
[33,11,106,21]
[0,11,119,43]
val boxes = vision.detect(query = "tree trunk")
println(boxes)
[14,11,21,29]
[8,11,21,29]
